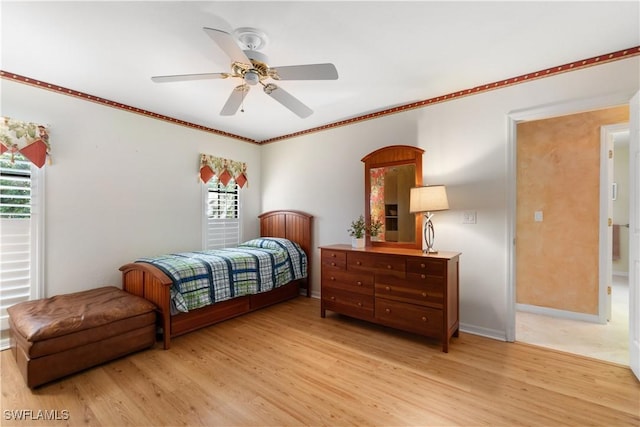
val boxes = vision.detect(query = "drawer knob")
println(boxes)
[386,265,392,269]
[421,316,428,322]
[330,276,336,281]
[357,261,362,265]
[331,262,336,267]
[421,274,426,279]
[422,292,427,297]
[356,281,363,286]
[330,296,335,300]
[385,308,391,314]
[385,286,391,291]
[357,302,362,307]
[331,253,336,258]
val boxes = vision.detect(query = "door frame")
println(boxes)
[628,91,639,380]
[506,92,635,342]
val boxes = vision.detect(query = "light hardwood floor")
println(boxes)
[1,297,638,426]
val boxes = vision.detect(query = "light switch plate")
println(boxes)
[534,211,543,222]
[463,211,477,224]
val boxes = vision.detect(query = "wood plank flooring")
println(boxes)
[1,297,638,426]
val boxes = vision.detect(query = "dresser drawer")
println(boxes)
[347,252,405,276]
[406,258,446,277]
[321,249,347,270]
[375,298,443,337]
[322,288,374,320]
[375,274,444,308]
[322,269,374,296]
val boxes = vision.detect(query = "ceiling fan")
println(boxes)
[151,27,338,118]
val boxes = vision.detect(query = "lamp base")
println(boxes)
[423,213,438,254]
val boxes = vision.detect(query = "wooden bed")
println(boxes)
[119,210,313,349]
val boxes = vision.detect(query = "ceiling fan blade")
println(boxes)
[272,63,338,80]
[151,72,228,83]
[203,27,252,66]
[220,84,250,116]
[263,84,313,118]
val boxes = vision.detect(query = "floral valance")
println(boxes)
[199,154,248,188]
[0,117,51,168]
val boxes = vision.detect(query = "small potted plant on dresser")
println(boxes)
[348,215,366,248]
[369,218,383,241]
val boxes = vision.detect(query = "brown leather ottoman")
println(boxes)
[7,286,157,388]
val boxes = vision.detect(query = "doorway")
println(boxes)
[507,98,634,366]
[515,126,630,365]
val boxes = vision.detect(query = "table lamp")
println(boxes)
[410,185,449,253]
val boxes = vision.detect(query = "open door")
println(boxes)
[629,91,640,381]
[599,126,616,323]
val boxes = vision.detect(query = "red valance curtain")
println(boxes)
[0,117,51,168]
[199,154,248,188]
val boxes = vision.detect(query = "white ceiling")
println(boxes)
[2,1,639,143]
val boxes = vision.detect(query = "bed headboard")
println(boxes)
[259,210,312,257]
[259,210,313,296]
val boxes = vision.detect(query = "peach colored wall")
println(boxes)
[516,106,628,314]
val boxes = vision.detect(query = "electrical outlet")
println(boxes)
[463,211,477,224]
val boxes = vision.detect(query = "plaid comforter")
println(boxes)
[136,238,307,314]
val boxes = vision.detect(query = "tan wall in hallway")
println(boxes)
[516,106,628,314]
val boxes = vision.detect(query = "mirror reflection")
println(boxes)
[362,145,424,249]
[370,165,416,243]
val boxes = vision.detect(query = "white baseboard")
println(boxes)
[0,337,9,351]
[613,271,629,278]
[459,323,507,342]
[516,303,600,323]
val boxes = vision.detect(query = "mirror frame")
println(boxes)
[362,145,424,249]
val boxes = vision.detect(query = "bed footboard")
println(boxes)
[119,262,173,349]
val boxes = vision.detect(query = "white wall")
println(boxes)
[1,79,263,296]
[261,57,640,340]
[2,57,638,340]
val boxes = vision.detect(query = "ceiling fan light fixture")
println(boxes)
[244,70,260,85]
[152,25,338,119]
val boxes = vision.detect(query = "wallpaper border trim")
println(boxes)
[0,71,258,145]
[260,46,640,144]
[1,46,638,145]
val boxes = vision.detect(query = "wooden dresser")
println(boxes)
[320,244,460,352]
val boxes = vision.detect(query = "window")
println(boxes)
[203,177,240,250]
[0,152,44,348]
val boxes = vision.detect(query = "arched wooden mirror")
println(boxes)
[362,145,424,249]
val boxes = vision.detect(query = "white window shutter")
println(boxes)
[203,178,241,250]
[0,154,43,342]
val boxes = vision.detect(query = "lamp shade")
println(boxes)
[410,185,449,213]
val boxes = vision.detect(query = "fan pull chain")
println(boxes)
[240,84,247,113]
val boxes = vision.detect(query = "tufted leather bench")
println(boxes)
[8,286,157,388]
